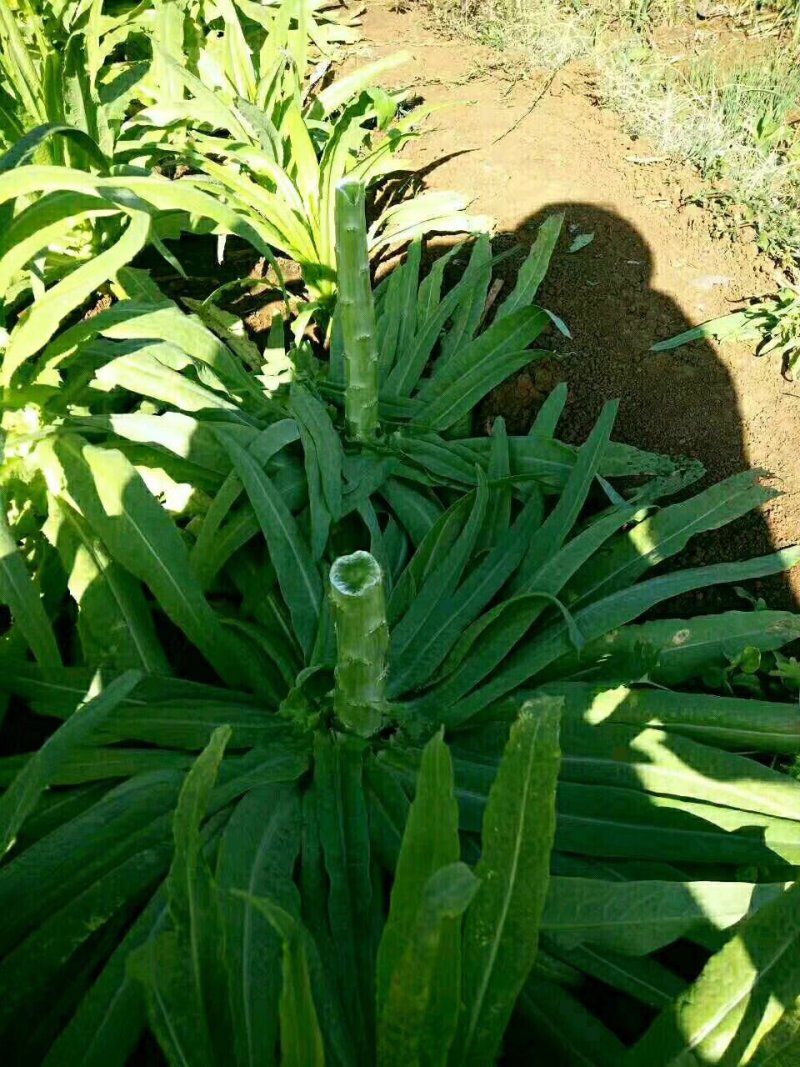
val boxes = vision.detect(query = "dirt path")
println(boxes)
[359,2,800,608]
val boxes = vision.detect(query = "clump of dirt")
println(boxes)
[485,357,564,435]
[359,2,800,608]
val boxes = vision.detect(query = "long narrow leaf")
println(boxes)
[0,670,140,856]
[377,730,462,1062]
[454,697,561,1065]
[221,435,322,659]
[0,496,60,668]
[628,879,800,1066]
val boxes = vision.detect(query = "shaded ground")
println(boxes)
[359,2,800,608]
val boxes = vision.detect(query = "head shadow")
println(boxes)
[482,201,796,613]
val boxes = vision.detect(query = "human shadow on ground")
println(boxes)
[481,201,797,613]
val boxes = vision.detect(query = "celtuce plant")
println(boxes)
[2,2,800,1060]
[4,297,800,1061]
[0,162,285,375]
[4,383,800,1064]
[324,201,583,451]
[128,0,489,306]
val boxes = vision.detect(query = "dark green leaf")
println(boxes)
[377,731,462,1064]
[222,435,322,659]
[0,495,61,668]
[454,697,561,1065]
[496,212,564,320]
[314,733,375,1060]
[234,894,326,1067]
[377,863,479,1067]
[0,670,141,856]
[216,784,302,1067]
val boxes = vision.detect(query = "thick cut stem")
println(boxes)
[329,551,388,737]
[334,178,379,442]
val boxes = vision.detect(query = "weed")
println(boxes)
[601,46,800,263]
[653,276,800,375]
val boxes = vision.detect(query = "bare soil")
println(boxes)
[359,2,800,608]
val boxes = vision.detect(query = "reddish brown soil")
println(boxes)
[359,2,800,608]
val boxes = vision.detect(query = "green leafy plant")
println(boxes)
[0,0,164,163]
[0,0,482,320]
[0,0,361,162]
[2,6,800,1054]
[653,277,800,378]
[4,307,800,1061]
[4,410,800,1063]
[310,178,577,454]
[126,0,488,304]
[119,566,561,1067]
[0,160,290,377]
